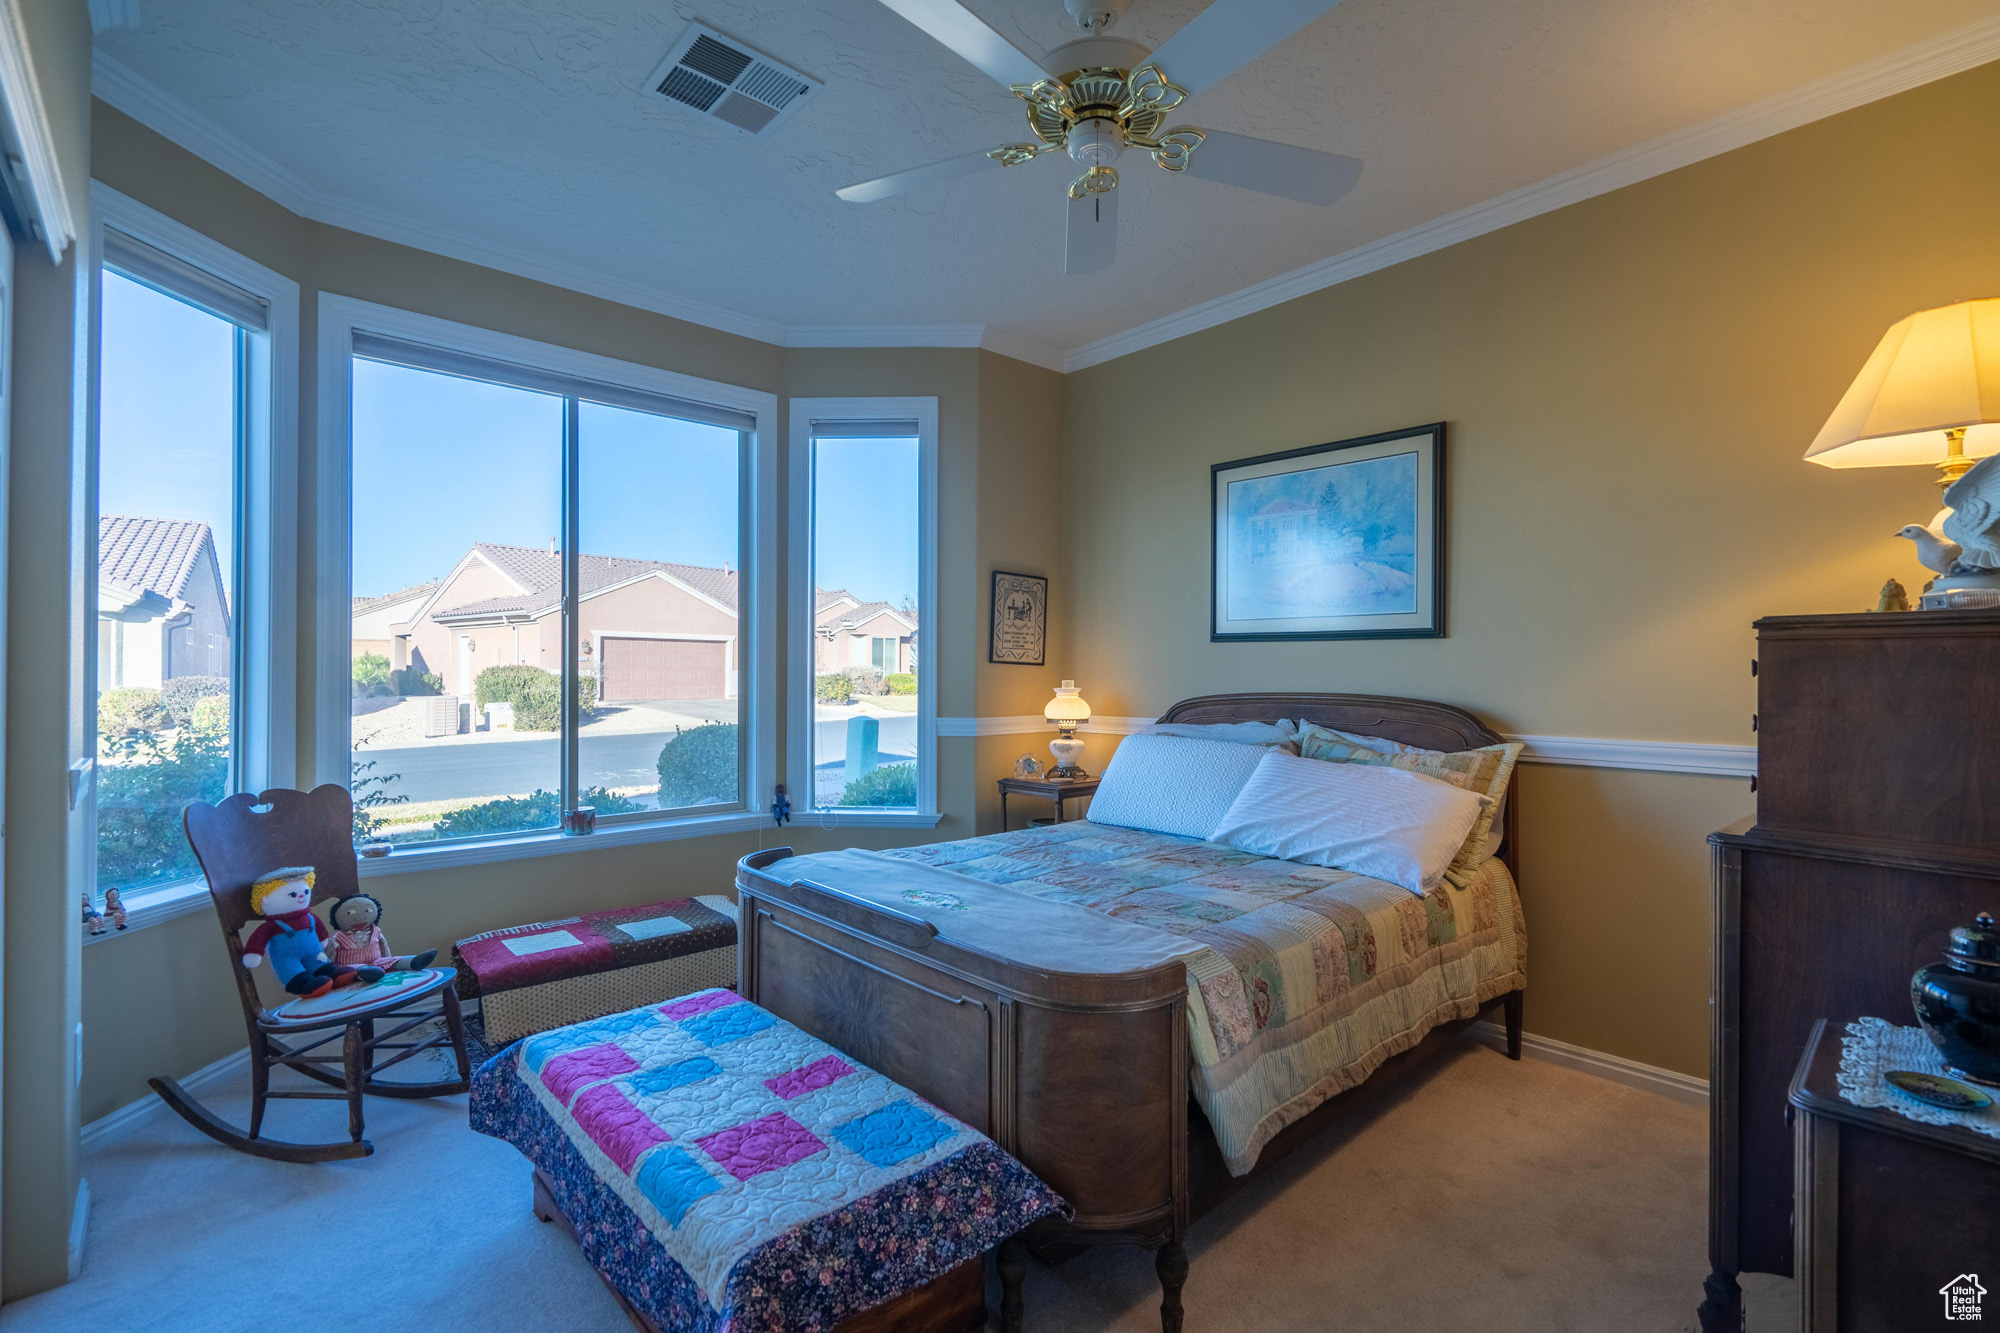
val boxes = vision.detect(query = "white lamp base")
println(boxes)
[1048,735,1088,780]
[1923,568,2000,610]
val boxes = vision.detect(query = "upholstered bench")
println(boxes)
[470,989,1067,1333]
[453,895,738,1046]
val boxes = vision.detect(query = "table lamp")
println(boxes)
[1805,299,2000,488]
[1043,680,1092,779]
[1805,299,2000,605]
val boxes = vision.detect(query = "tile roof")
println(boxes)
[821,600,918,632]
[98,515,213,602]
[816,588,856,610]
[352,579,439,615]
[431,543,741,619]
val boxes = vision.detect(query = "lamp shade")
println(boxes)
[1044,680,1092,724]
[1805,299,2000,469]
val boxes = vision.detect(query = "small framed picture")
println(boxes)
[1211,422,1445,641]
[990,570,1048,665]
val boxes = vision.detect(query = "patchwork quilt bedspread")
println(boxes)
[469,989,1066,1333]
[878,823,1528,1174]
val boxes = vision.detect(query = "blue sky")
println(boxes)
[101,278,922,613]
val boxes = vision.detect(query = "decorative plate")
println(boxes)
[1885,1069,1995,1112]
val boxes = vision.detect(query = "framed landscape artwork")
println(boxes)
[989,570,1048,664]
[1211,423,1445,641]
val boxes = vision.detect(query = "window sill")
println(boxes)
[85,811,775,941]
[795,810,943,829]
[356,809,771,878]
[83,878,213,943]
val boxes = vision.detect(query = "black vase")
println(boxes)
[1911,911,2000,1086]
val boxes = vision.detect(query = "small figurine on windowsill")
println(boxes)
[240,867,383,998]
[82,892,108,938]
[327,893,437,973]
[104,886,129,930]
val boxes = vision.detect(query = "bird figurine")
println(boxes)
[1941,452,2000,574]
[1872,578,1910,613]
[1896,514,1962,576]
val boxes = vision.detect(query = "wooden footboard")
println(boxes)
[736,847,1191,1257]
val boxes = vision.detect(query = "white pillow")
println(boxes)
[1210,749,1490,895]
[1144,720,1300,750]
[1086,734,1269,841]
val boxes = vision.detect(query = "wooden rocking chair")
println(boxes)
[150,784,471,1162]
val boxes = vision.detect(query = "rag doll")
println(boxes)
[104,886,129,931]
[327,893,437,973]
[239,867,384,998]
[81,892,107,938]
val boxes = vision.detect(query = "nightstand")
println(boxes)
[1789,1018,2000,1331]
[996,776,1100,832]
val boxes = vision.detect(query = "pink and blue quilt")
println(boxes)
[470,989,1066,1332]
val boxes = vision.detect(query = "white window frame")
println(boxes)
[316,294,779,875]
[85,181,301,936]
[788,397,939,828]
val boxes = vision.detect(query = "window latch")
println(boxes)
[771,784,791,827]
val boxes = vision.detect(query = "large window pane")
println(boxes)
[810,435,920,809]
[578,402,743,815]
[349,359,563,845]
[95,271,239,895]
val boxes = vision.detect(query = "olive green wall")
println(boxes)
[2,0,93,1299]
[75,104,1067,1127]
[1060,61,2000,1077]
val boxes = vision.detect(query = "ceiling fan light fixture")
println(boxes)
[1065,118,1125,167]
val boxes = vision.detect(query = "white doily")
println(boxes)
[1838,1017,2000,1139]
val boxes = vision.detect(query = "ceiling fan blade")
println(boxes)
[1146,0,1346,98]
[873,0,1049,89]
[1065,189,1118,275]
[1179,130,1361,205]
[838,149,1015,203]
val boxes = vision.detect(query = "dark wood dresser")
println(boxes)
[1701,609,2000,1330]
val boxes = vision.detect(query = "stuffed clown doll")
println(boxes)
[239,867,384,998]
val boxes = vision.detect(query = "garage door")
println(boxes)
[599,638,727,701]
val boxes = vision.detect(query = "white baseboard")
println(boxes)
[1464,1020,1708,1108]
[66,1177,89,1281]
[81,1045,251,1153]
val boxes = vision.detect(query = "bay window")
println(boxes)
[788,400,937,825]
[320,297,776,863]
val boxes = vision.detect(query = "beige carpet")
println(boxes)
[1,1040,1796,1332]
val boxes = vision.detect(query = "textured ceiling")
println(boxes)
[98,0,2000,354]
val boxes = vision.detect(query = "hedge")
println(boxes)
[352,653,390,693]
[475,665,596,730]
[96,727,227,891]
[473,664,550,713]
[814,673,852,704]
[428,785,640,839]
[656,723,738,807]
[390,667,442,696]
[99,687,169,738]
[884,673,917,695]
[840,762,916,807]
[160,675,229,727]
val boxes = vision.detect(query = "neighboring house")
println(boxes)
[394,543,743,702]
[97,515,231,690]
[814,589,918,675]
[351,580,437,663]
[1245,494,1319,563]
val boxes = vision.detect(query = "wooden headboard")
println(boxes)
[1153,692,1518,874]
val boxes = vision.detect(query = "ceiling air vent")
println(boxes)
[644,23,819,138]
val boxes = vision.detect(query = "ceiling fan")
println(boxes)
[837,0,1362,274]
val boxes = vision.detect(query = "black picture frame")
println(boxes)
[989,570,1049,665]
[1210,422,1446,642]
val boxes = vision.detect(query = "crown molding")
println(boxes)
[1058,12,2000,372]
[98,11,2000,375]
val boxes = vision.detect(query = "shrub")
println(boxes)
[840,762,917,808]
[389,667,442,696]
[352,653,390,694]
[884,673,917,695]
[473,664,550,712]
[351,735,408,842]
[842,666,887,696]
[656,723,739,808]
[189,696,230,737]
[429,786,640,838]
[508,673,598,732]
[96,726,228,892]
[99,687,169,739]
[159,675,228,727]
[814,673,852,704]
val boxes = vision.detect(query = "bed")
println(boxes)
[734,693,1527,1332]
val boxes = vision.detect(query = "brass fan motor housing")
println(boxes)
[995,62,1205,192]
